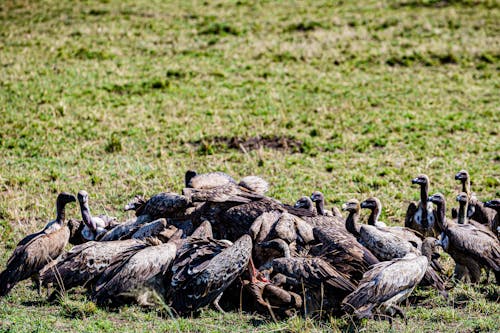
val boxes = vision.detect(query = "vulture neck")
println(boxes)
[457,200,468,225]
[56,197,68,224]
[434,202,447,232]
[345,210,360,238]
[315,198,325,216]
[461,179,471,196]
[80,201,96,231]
[266,239,291,259]
[367,206,380,226]
[420,182,429,224]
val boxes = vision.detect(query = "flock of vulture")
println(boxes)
[0,169,499,323]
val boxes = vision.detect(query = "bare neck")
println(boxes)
[457,201,468,224]
[345,211,360,237]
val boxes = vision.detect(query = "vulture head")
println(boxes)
[294,196,314,211]
[456,192,468,204]
[124,195,146,215]
[428,193,445,207]
[57,192,77,206]
[360,197,381,211]
[484,199,500,212]
[454,170,469,182]
[341,199,361,214]
[77,190,89,205]
[184,170,198,187]
[412,174,429,186]
[310,191,324,204]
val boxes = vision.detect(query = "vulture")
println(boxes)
[167,234,253,315]
[405,174,437,237]
[123,192,190,220]
[270,256,356,316]
[207,194,313,242]
[455,193,496,238]
[294,196,343,228]
[452,170,496,224]
[101,192,190,241]
[0,192,77,296]
[182,182,264,204]
[484,199,500,238]
[350,199,446,295]
[452,170,474,219]
[361,197,422,249]
[185,170,236,189]
[310,191,342,218]
[238,176,269,195]
[429,193,500,284]
[77,190,116,241]
[311,226,379,282]
[41,239,149,293]
[250,211,314,269]
[341,252,428,322]
[93,232,182,307]
[360,197,387,228]
[468,195,497,227]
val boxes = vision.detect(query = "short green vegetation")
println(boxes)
[0,0,499,332]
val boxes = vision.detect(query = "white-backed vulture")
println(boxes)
[405,174,437,237]
[0,192,77,296]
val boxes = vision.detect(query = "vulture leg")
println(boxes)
[390,305,407,325]
[212,292,225,313]
[31,275,42,296]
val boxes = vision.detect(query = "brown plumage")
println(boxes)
[341,253,428,321]
[129,218,181,242]
[405,174,438,237]
[271,256,356,315]
[238,176,269,195]
[185,170,236,189]
[127,192,190,220]
[41,239,149,292]
[0,192,76,296]
[250,211,314,268]
[468,196,497,227]
[99,215,153,241]
[93,240,178,306]
[311,225,379,283]
[350,199,445,294]
[183,182,264,204]
[168,234,252,315]
[450,171,494,223]
[484,199,500,238]
[429,193,500,284]
[455,193,497,239]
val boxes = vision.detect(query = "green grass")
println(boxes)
[0,0,499,331]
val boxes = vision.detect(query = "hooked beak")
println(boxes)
[341,203,348,211]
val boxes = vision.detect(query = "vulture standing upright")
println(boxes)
[429,193,500,284]
[405,174,437,237]
[0,193,76,296]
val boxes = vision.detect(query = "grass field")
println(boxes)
[1,0,499,331]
